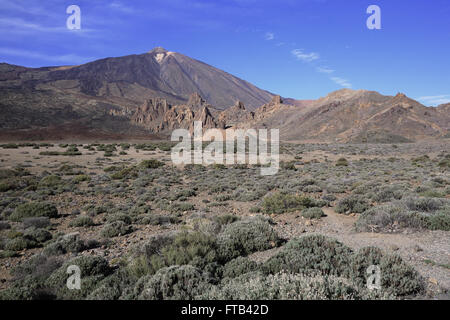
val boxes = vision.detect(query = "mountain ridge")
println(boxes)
[0,48,449,142]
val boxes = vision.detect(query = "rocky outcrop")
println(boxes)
[130,93,223,133]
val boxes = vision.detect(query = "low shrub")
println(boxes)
[335,195,370,215]
[262,192,317,214]
[100,221,133,238]
[262,234,352,277]
[217,217,282,262]
[45,256,112,299]
[200,272,388,300]
[355,203,426,232]
[301,207,325,219]
[222,257,258,279]
[9,202,59,222]
[349,247,425,296]
[69,216,94,227]
[135,265,211,300]
[138,160,165,169]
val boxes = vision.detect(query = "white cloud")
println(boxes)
[316,66,334,74]
[265,32,275,40]
[291,49,319,62]
[417,95,450,106]
[0,17,96,36]
[330,77,352,88]
[0,47,94,64]
[109,1,136,14]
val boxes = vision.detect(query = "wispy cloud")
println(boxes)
[0,17,96,36]
[109,1,136,14]
[330,77,352,88]
[291,49,319,62]
[265,32,275,40]
[417,95,450,106]
[316,66,334,74]
[0,47,94,64]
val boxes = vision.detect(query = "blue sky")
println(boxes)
[0,0,449,105]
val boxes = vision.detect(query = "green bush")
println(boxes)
[355,203,426,232]
[43,233,91,255]
[38,175,63,189]
[87,269,138,300]
[301,207,325,219]
[100,221,133,238]
[425,210,450,231]
[135,265,211,300]
[130,231,219,277]
[263,234,352,277]
[349,247,424,297]
[139,160,165,169]
[262,192,316,214]
[222,257,258,279]
[9,202,59,222]
[335,195,370,214]
[45,256,112,299]
[200,272,390,300]
[217,217,282,262]
[5,237,37,251]
[69,216,94,227]
[336,158,349,166]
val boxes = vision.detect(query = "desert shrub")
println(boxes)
[135,265,211,300]
[335,195,370,214]
[222,257,258,279]
[0,254,62,300]
[38,175,63,189]
[135,214,178,226]
[301,207,325,219]
[213,214,239,226]
[303,185,323,193]
[372,185,405,202]
[349,247,424,296]
[9,202,58,222]
[106,213,132,225]
[262,192,316,214]
[138,159,165,169]
[132,231,218,277]
[403,197,444,212]
[200,272,388,300]
[281,161,296,171]
[322,194,337,202]
[170,202,195,212]
[336,158,349,166]
[4,236,37,251]
[355,203,427,232]
[45,256,112,299]
[425,210,450,231]
[100,221,133,238]
[43,233,95,256]
[73,175,91,183]
[217,217,282,262]
[25,228,52,243]
[110,167,137,180]
[87,269,138,300]
[263,234,352,277]
[69,216,94,227]
[419,190,445,198]
[23,217,50,229]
